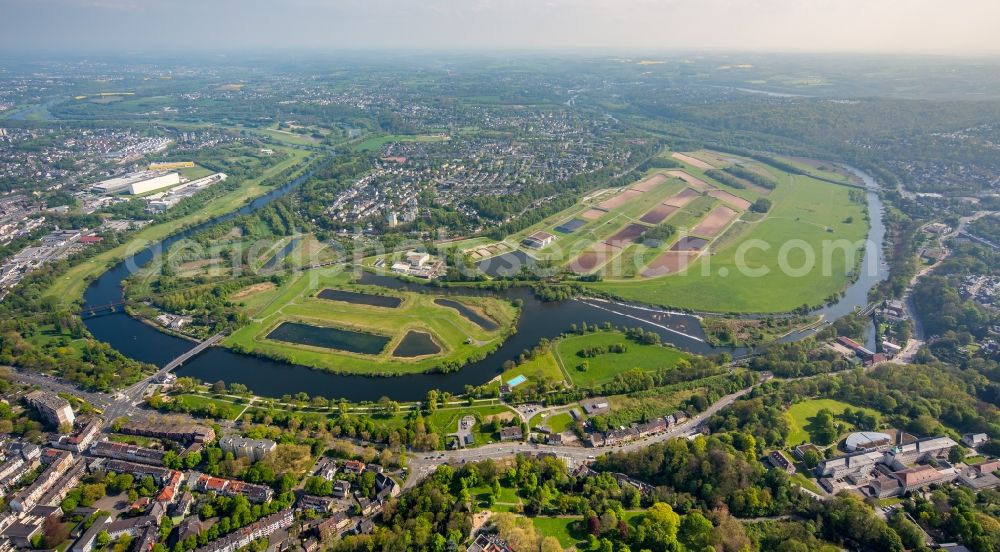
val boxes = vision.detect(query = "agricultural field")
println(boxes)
[590,152,869,312]
[785,398,881,445]
[224,270,518,375]
[254,126,322,146]
[504,171,690,274]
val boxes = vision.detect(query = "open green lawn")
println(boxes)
[544,412,575,433]
[554,331,689,388]
[499,351,567,388]
[254,127,321,146]
[785,398,881,445]
[177,164,214,181]
[43,147,311,306]
[791,472,821,494]
[587,157,869,313]
[224,270,518,375]
[530,511,646,548]
[352,133,449,152]
[427,404,514,444]
[530,517,581,548]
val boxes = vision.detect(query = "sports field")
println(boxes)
[224,270,518,375]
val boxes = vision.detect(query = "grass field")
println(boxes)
[43,147,311,307]
[427,404,514,444]
[498,351,567,388]
[590,153,869,312]
[543,412,575,433]
[530,511,646,548]
[224,270,518,375]
[554,331,689,388]
[177,164,214,181]
[785,398,881,445]
[251,126,326,146]
[351,133,449,152]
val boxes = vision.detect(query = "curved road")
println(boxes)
[404,386,754,489]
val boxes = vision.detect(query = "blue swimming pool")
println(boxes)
[506,374,527,388]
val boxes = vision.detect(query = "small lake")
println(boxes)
[317,288,402,308]
[392,331,441,357]
[434,298,500,331]
[266,321,389,355]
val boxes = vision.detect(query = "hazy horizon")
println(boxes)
[2,0,999,56]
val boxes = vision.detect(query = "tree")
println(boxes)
[751,198,773,213]
[637,503,680,550]
[802,449,822,469]
[211,380,227,394]
[96,530,111,548]
[680,511,715,551]
[812,409,838,445]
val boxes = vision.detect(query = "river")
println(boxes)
[82,167,888,402]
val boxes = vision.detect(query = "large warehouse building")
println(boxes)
[91,171,180,195]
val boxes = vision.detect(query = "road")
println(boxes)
[403,386,754,489]
[6,332,225,422]
[119,331,226,404]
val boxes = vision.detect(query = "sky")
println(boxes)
[2,0,999,55]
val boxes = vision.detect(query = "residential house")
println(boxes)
[499,426,523,442]
[767,451,796,474]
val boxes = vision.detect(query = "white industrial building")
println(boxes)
[90,171,180,195]
[128,172,181,194]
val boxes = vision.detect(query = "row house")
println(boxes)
[193,474,274,503]
[90,440,167,466]
[90,458,174,484]
[10,450,73,512]
[51,417,102,453]
[121,420,215,444]
[193,509,294,552]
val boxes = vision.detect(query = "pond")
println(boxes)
[265,321,389,355]
[392,331,441,357]
[316,288,402,308]
[434,298,500,331]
